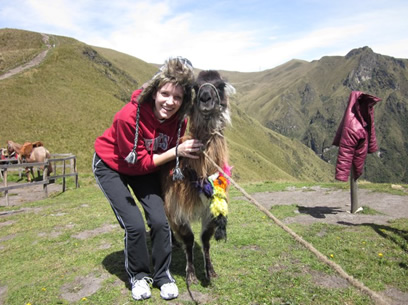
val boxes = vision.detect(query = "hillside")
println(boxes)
[0,28,333,183]
[224,49,408,183]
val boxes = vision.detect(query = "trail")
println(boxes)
[0,33,51,80]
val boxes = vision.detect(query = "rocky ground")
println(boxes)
[235,185,408,226]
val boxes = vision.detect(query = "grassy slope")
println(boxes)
[0,28,45,73]
[224,51,408,183]
[0,29,333,183]
[0,30,154,175]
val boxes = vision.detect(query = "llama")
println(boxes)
[162,70,235,285]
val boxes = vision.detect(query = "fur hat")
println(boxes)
[125,56,194,166]
[138,56,194,120]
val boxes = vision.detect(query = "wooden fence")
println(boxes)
[0,153,79,206]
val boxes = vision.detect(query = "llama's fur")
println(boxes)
[161,70,235,284]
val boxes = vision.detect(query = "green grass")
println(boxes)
[1,181,407,304]
[0,28,45,74]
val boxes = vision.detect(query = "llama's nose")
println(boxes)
[200,91,212,106]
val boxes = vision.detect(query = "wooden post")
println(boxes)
[53,160,57,177]
[350,167,359,213]
[43,163,48,198]
[62,159,66,192]
[18,158,22,179]
[4,168,9,206]
[74,157,79,188]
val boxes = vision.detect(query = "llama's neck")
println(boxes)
[189,114,226,144]
[186,111,229,177]
[186,130,228,179]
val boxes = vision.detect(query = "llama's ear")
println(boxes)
[225,83,236,97]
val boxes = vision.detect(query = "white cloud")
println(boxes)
[1,0,407,72]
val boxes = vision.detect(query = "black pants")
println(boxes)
[92,153,174,288]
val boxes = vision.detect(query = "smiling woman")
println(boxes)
[92,57,203,301]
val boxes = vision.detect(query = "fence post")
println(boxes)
[53,160,57,177]
[74,156,78,188]
[4,168,9,206]
[43,162,48,198]
[62,159,66,192]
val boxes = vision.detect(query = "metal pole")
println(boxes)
[350,167,359,213]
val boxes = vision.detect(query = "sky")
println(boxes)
[1,0,407,72]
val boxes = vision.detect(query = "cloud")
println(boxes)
[1,0,407,72]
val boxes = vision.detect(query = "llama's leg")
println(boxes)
[172,222,198,285]
[201,218,218,280]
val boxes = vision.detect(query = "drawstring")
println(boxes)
[172,120,184,181]
[125,104,184,176]
[125,104,141,164]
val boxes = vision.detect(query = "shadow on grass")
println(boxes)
[338,221,408,257]
[297,205,343,218]
[102,239,211,290]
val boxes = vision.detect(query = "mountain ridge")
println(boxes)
[225,46,408,183]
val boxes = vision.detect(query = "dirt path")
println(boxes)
[235,185,408,226]
[0,33,51,80]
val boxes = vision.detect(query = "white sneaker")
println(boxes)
[160,282,179,300]
[131,277,153,301]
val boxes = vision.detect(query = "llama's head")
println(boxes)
[7,141,14,154]
[192,71,235,131]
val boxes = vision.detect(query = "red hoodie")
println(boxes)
[95,89,187,176]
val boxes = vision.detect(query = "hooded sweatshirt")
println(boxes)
[332,91,381,181]
[95,89,187,176]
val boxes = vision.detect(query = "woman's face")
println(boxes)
[153,83,184,120]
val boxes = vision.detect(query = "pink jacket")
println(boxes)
[332,91,381,181]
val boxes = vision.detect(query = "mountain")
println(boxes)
[223,48,408,183]
[0,28,333,183]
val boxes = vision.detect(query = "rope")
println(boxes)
[203,151,390,305]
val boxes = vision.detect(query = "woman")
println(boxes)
[93,57,202,301]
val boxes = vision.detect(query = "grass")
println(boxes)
[1,180,407,304]
[0,28,45,74]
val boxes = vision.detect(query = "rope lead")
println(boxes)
[203,151,390,305]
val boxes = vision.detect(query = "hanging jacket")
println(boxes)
[95,89,187,176]
[332,91,381,181]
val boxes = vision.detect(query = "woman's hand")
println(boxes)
[177,139,203,159]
